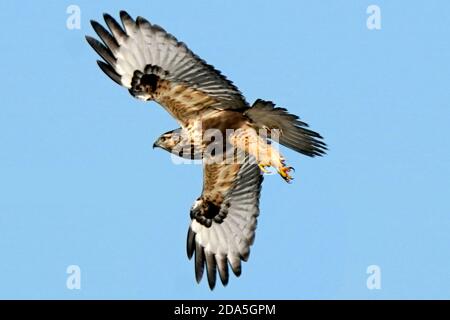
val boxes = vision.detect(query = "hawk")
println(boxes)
[86,11,326,289]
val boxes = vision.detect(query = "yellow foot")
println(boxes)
[258,163,272,174]
[278,164,295,183]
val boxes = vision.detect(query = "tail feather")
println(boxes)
[244,99,327,157]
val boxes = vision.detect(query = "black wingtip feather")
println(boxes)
[86,36,116,67]
[102,13,114,24]
[120,10,135,26]
[90,19,103,33]
[217,256,229,286]
[136,16,151,27]
[232,265,242,277]
[103,13,128,40]
[186,227,195,259]
[96,60,121,85]
[205,253,217,290]
[194,242,205,284]
[90,20,119,52]
[119,10,131,19]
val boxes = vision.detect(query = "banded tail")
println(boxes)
[245,99,327,157]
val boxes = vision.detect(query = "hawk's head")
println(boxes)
[153,128,202,160]
[152,129,181,152]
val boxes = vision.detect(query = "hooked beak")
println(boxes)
[152,141,158,149]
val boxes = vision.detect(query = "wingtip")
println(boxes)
[231,262,242,277]
[186,227,195,260]
[207,275,216,290]
[136,16,151,27]
[85,34,95,42]
[205,253,217,290]
[194,242,205,284]
[219,271,229,287]
[90,19,107,35]
[208,281,216,290]
[85,35,97,48]
[119,10,133,21]
[217,256,229,287]
[102,12,112,20]
[96,60,122,85]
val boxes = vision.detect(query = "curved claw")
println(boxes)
[258,163,272,174]
[279,166,294,183]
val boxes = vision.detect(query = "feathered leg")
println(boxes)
[229,127,294,182]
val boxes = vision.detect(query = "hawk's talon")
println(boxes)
[258,163,271,174]
[278,166,294,183]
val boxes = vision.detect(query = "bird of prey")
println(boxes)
[86,11,326,289]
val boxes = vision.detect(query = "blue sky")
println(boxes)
[0,0,449,299]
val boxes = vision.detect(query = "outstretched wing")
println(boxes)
[86,11,248,127]
[187,154,263,289]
